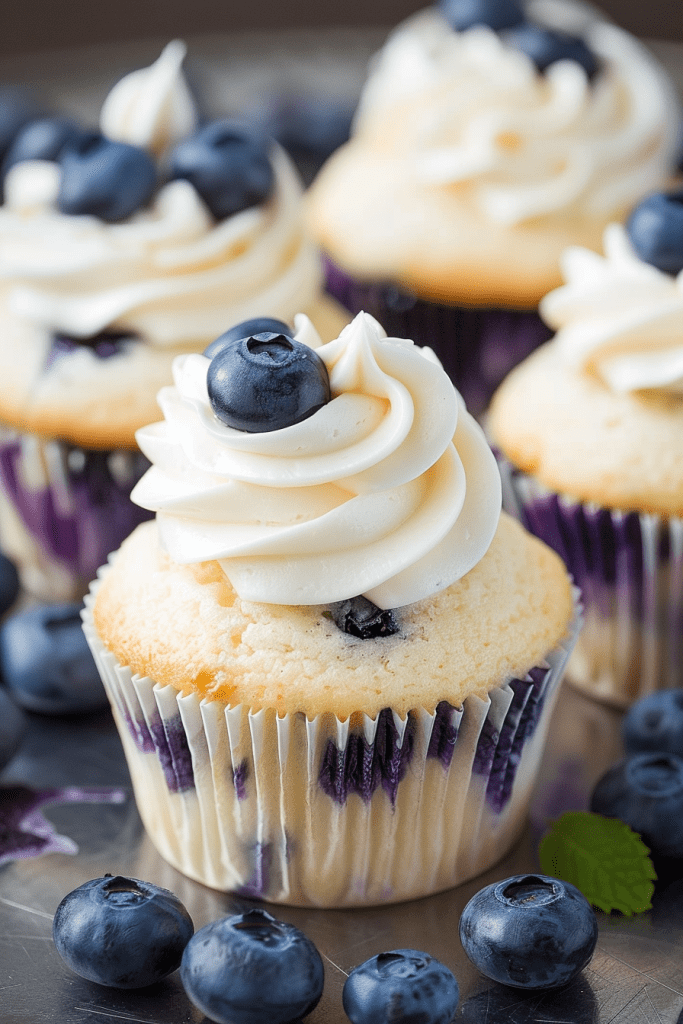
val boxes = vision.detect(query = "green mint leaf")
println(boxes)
[538,810,656,915]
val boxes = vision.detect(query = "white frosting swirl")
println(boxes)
[0,146,322,347]
[100,40,197,155]
[353,1,680,226]
[541,223,683,394]
[131,311,502,607]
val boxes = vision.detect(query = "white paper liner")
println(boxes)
[82,572,581,908]
[499,457,683,708]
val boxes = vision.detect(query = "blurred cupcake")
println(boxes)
[489,189,683,707]
[306,0,681,416]
[82,310,578,907]
[0,42,348,600]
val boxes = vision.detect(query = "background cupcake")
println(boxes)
[489,190,683,707]
[0,42,348,600]
[82,310,579,907]
[306,0,681,416]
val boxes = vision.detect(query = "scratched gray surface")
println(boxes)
[2,679,683,1024]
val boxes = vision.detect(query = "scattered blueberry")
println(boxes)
[342,949,459,1024]
[329,596,401,640]
[47,329,134,369]
[57,133,157,222]
[53,874,194,989]
[180,908,324,1024]
[203,316,292,359]
[623,690,683,757]
[0,687,26,771]
[250,94,354,183]
[459,874,598,989]
[502,22,598,78]
[2,116,84,176]
[0,551,19,616]
[207,331,330,432]
[0,87,41,162]
[438,0,525,32]
[169,120,275,221]
[0,602,108,714]
[590,752,683,859]
[626,191,683,276]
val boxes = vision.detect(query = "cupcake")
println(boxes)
[82,310,579,907]
[489,189,683,708]
[0,42,349,600]
[305,0,681,416]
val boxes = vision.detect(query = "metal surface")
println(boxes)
[2,680,683,1024]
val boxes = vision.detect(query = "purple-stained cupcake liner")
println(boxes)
[82,570,581,908]
[0,429,153,601]
[324,257,552,418]
[497,455,683,707]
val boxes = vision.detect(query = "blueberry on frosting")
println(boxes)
[437,0,524,33]
[2,116,84,177]
[203,317,292,359]
[57,132,157,222]
[169,120,275,220]
[207,331,330,432]
[626,191,683,276]
[502,22,598,77]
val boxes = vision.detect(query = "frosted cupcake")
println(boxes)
[82,310,579,907]
[0,42,348,600]
[306,0,681,415]
[489,189,683,707]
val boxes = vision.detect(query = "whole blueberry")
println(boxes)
[53,874,194,989]
[0,551,19,616]
[2,116,85,176]
[180,908,324,1024]
[438,0,525,32]
[0,687,26,771]
[626,191,683,276]
[203,316,292,359]
[459,874,598,990]
[57,133,157,222]
[590,752,683,858]
[0,87,41,161]
[342,949,459,1024]
[623,690,683,757]
[0,602,108,714]
[207,332,330,432]
[169,120,274,220]
[502,22,598,78]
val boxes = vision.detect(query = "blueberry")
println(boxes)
[207,331,330,432]
[437,0,525,32]
[180,908,324,1024]
[53,874,194,989]
[2,116,84,176]
[0,602,108,714]
[502,22,599,78]
[342,949,459,1024]
[623,690,683,757]
[626,191,683,276]
[590,752,683,858]
[57,133,157,222]
[459,874,598,990]
[0,551,19,616]
[0,687,26,771]
[0,87,41,162]
[329,596,401,640]
[203,316,292,359]
[169,120,275,221]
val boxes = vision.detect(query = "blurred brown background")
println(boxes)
[0,0,681,57]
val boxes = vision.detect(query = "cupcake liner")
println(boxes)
[82,574,581,908]
[324,258,551,418]
[0,429,153,601]
[498,455,683,708]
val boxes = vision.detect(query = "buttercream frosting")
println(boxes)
[131,311,502,607]
[100,40,197,156]
[541,223,683,394]
[352,0,680,226]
